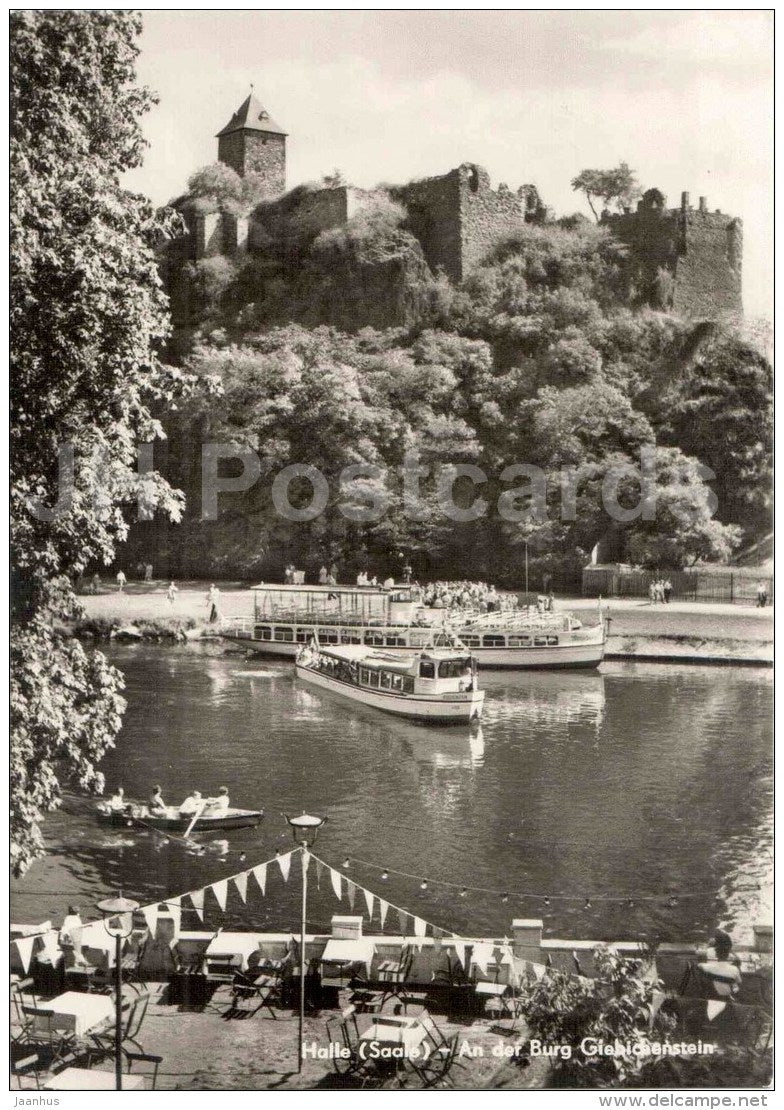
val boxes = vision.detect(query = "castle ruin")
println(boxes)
[175,93,742,318]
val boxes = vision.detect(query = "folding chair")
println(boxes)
[325,1006,363,1076]
[10,1050,42,1090]
[126,1050,163,1089]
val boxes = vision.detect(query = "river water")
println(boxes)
[12,645,772,946]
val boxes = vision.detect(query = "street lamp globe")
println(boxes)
[284,812,326,844]
[97,892,140,938]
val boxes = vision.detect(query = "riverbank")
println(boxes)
[73,583,773,665]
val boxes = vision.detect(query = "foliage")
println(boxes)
[185,162,271,216]
[571,162,642,221]
[10,10,187,872]
[521,946,675,1088]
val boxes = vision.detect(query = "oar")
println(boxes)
[184,800,208,840]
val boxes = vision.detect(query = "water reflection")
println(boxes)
[10,648,771,947]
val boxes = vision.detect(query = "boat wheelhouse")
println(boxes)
[221,584,606,669]
[295,643,485,724]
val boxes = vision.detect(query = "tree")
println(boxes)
[11,11,185,873]
[571,162,642,221]
[521,946,675,1088]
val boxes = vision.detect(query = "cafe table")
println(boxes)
[44,1067,146,1090]
[359,1014,429,1051]
[205,932,263,971]
[34,991,115,1036]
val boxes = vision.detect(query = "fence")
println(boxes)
[583,565,773,605]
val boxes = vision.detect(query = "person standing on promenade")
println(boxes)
[329,561,339,583]
[207,584,220,622]
[91,573,101,594]
[663,579,673,603]
[144,562,153,582]
[116,569,126,592]
[318,564,328,585]
[757,581,769,607]
[649,581,657,605]
[167,581,178,605]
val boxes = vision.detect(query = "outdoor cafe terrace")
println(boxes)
[10,848,773,1090]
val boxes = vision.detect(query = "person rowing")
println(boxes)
[204,787,230,814]
[149,784,167,815]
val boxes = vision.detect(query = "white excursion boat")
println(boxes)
[294,642,485,724]
[222,584,606,670]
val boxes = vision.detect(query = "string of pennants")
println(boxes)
[11,845,467,974]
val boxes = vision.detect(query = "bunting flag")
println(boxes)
[15,936,35,975]
[413,916,427,938]
[277,852,291,882]
[330,868,342,901]
[234,872,248,904]
[211,880,228,912]
[530,963,545,981]
[168,897,182,942]
[189,888,205,922]
[41,931,61,965]
[363,887,375,919]
[452,941,466,969]
[346,881,356,911]
[706,1000,727,1021]
[379,899,389,928]
[141,903,160,939]
[314,858,325,888]
[252,863,267,896]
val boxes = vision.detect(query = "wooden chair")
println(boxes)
[410,1030,462,1088]
[11,1051,42,1090]
[229,971,282,1019]
[325,1006,363,1076]
[126,1050,163,1089]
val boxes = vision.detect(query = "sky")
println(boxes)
[125,10,773,320]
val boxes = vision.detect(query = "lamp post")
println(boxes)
[96,892,140,1090]
[524,539,529,598]
[284,813,326,1073]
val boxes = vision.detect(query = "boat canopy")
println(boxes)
[251,584,414,624]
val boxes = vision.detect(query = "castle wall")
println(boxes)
[674,211,743,318]
[396,165,527,282]
[394,171,463,281]
[218,130,286,197]
[458,165,528,276]
[604,193,742,319]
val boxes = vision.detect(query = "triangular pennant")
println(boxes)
[79,922,104,948]
[363,887,375,919]
[413,916,427,938]
[706,1000,727,1021]
[314,858,325,888]
[141,903,159,939]
[531,963,545,981]
[15,936,35,975]
[168,897,182,941]
[252,864,267,896]
[452,941,466,969]
[41,930,61,965]
[211,879,228,912]
[330,868,342,901]
[277,852,291,882]
[379,899,389,928]
[189,888,205,922]
[346,881,356,911]
[234,872,248,904]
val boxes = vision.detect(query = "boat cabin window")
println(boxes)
[274,626,294,642]
[409,631,431,648]
[483,634,506,647]
[438,658,473,678]
[295,627,315,643]
[321,628,340,643]
[461,635,481,648]
[507,636,531,647]
[401,676,415,693]
[369,671,380,688]
[419,660,436,679]
[380,672,392,690]
[390,674,404,692]
[254,625,272,641]
[364,630,385,646]
[341,629,362,644]
[385,634,406,647]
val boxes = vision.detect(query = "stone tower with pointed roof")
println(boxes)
[217,92,286,197]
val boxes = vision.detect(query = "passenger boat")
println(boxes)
[222,584,606,669]
[295,642,485,724]
[96,803,264,832]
